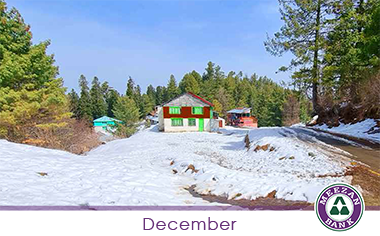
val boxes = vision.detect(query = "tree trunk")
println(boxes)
[312,0,322,115]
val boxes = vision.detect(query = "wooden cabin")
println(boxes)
[158,92,215,132]
[227,108,258,128]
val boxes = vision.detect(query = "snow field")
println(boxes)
[0,125,352,205]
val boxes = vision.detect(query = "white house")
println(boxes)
[158,92,216,132]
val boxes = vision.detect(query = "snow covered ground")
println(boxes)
[0,126,353,206]
[315,119,380,143]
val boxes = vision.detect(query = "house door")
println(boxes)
[199,118,204,132]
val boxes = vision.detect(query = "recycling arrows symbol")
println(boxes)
[330,196,350,215]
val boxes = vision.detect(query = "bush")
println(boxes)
[358,71,380,119]
[21,119,101,155]
[317,71,380,126]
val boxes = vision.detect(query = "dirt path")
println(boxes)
[290,127,380,172]
[287,127,380,206]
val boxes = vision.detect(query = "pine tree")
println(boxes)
[363,1,380,66]
[203,61,215,81]
[0,0,70,140]
[113,96,140,137]
[141,94,155,116]
[323,0,379,102]
[78,75,92,120]
[155,86,165,105]
[101,81,110,99]
[201,62,220,101]
[179,73,200,94]
[90,76,107,119]
[134,85,145,117]
[0,79,71,140]
[126,76,135,98]
[265,0,331,114]
[146,85,156,105]
[106,89,120,117]
[0,1,58,90]
[215,87,233,117]
[166,74,179,101]
[212,99,223,117]
[191,70,202,85]
[68,89,80,119]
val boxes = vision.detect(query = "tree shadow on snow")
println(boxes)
[221,141,245,151]
[148,125,160,132]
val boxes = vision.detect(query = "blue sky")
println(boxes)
[7,0,292,93]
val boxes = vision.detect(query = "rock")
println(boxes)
[187,164,195,171]
[269,147,275,152]
[254,144,271,152]
[266,190,277,198]
[185,164,199,173]
[307,115,318,126]
[37,172,48,176]
[308,152,316,157]
[261,144,270,151]
[289,156,295,160]
[279,157,286,160]
[172,169,178,174]
[254,145,261,152]
[170,160,175,166]
[231,193,242,200]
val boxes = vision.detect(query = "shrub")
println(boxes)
[4,118,101,155]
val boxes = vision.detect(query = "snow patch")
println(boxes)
[316,119,380,143]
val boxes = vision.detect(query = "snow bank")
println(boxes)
[0,125,351,206]
[316,119,380,143]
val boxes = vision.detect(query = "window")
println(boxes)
[188,118,196,126]
[171,118,183,126]
[192,107,203,115]
[169,107,181,114]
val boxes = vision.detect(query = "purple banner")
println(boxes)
[0,206,380,233]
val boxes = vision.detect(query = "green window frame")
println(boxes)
[188,118,196,126]
[169,106,181,114]
[171,118,183,126]
[192,107,203,115]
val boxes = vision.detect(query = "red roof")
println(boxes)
[187,92,214,107]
